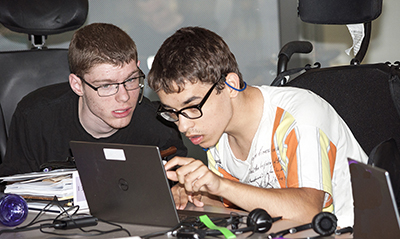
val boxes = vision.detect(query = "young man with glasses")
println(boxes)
[148,26,368,228]
[0,23,187,176]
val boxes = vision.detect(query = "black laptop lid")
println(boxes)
[70,141,180,227]
[349,159,400,238]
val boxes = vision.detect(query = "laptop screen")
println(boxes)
[348,159,400,238]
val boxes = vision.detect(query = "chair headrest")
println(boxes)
[298,0,382,24]
[0,0,88,35]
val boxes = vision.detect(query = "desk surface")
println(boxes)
[0,205,352,239]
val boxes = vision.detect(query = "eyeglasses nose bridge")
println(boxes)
[114,82,131,98]
[177,113,194,131]
[118,81,133,92]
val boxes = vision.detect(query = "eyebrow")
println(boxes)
[162,95,202,110]
[183,96,202,106]
[91,69,140,84]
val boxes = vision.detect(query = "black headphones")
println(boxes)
[245,208,281,233]
[138,84,144,104]
[177,209,351,239]
[199,208,281,237]
[268,211,338,238]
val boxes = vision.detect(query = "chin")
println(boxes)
[199,141,214,149]
[108,119,131,129]
[200,136,221,149]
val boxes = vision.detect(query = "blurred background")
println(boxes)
[1,0,398,162]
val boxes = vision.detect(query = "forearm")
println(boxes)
[166,157,324,223]
[216,178,324,223]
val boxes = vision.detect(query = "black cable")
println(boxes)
[38,215,131,237]
[140,215,205,239]
[0,222,55,235]
[141,213,255,239]
[40,197,132,237]
[268,223,312,238]
[0,196,131,237]
[39,223,131,237]
[0,199,58,235]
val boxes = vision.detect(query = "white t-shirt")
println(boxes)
[207,85,368,227]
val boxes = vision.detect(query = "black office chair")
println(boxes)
[0,0,88,162]
[368,138,400,209]
[271,0,400,156]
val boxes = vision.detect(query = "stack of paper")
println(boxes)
[3,173,73,200]
[0,169,88,212]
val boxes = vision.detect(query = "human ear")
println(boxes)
[225,73,241,97]
[69,73,84,97]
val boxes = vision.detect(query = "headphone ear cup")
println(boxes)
[246,208,273,233]
[311,212,337,236]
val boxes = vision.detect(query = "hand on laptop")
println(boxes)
[165,156,224,208]
[171,183,203,209]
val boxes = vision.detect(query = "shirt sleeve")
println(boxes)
[271,109,336,211]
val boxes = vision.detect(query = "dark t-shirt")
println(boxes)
[0,82,187,176]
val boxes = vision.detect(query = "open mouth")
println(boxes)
[188,135,203,145]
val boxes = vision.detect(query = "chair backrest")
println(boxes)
[0,49,70,132]
[298,0,382,25]
[0,0,88,36]
[284,63,400,155]
[0,0,88,158]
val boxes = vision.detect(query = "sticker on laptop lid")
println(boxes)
[103,148,126,161]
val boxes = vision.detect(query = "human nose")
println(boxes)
[115,84,130,102]
[176,114,194,133]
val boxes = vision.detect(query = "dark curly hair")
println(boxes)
[148,26,244,94]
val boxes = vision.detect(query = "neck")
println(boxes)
[78,98,118,139]
[226,86,263,160]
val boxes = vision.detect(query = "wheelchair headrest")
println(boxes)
[298,0,382,24]
[0,0,88,35]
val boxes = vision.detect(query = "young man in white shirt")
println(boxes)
[147,26,367,227]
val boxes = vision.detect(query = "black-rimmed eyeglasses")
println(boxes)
[157,76,224,122]
[78,69,145,97]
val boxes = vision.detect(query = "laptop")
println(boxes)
[348,159,400,238]
[69,141,237,227]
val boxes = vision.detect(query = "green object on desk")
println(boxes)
[199,214,236,239]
